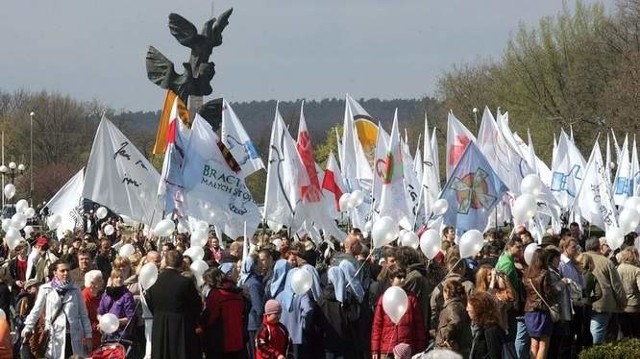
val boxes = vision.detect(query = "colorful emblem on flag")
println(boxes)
[450,168,497,214]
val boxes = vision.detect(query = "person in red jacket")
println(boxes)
[255,299,290,359]
[371,264,426,358]
[200,267,246,359]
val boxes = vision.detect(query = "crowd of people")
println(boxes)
[0,216,637,359]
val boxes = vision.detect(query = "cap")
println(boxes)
[393,343,412,359]
[264,299,282,315]
[36,236,49,250]
[23,279,40,290]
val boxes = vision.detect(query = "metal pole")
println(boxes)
[30,112,34,207]
[1,131,3,212]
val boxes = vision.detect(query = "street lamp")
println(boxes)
[472,107,479,127]
[30,112,34,208]
[0,161,26,197]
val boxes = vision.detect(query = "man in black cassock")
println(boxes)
[145,250,202,359]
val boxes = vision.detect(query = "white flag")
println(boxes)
[83,117,161,226]
[182,114,261,240]
[422,116,441,220]
[574,140,617,232]
[446,112,476,180]
[44,168,84,235]
[263,108,309,228]
[221,99,265,177]
[550,130,586,209]
[378,111,412,229]
[612,134,631,205]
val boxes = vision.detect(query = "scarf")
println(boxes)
[238,256,255,286]
[51,277,74,296]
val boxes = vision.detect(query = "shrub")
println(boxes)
[579,338,640,359]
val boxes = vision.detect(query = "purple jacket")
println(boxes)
[97,286,136,339]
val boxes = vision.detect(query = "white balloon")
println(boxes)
[99,313,120,334]
[5,236,21,251]
[290,268,313,295]
[3,184,15,200]
[400,231,419,249]
[521,174,544,198]
[15,199,28,214]
[419,229,441,259]
[177,222,190,234]
[432,199,449,216]
[191,230,208,247]
[606,226,625,250]
[139,263,158,290]
[184,246,205,262]
[364,220,373,233]
[118,243,135,258]
[5,228,20,241]
[24,207,35,219]
[0,309,6,321]
[10,213,27,230]
[382,286,408,324]
[339,193,352,211]
[103,224,115,236]
[523,243,538,266]
[624,196,640,214]
[513,194,537,224]
[1,219,10,232]
[459,229,484,259]
[96,207,108,220]
[154,219,175,237]
[618,208,640,234]
[349,190,365,207]
[190,259,209,276]
[372,216,398,248]
[47,214,62,230]
[197,221,209,232]
[23,225,33,236]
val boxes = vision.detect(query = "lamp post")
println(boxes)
[0,161,26,207]
[30,112,34,208]
[472,107,479,127]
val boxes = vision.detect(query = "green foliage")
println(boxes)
[314,125,342,168]
[436,0,639,163]
[579,338,640,359]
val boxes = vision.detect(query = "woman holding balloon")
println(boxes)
[97,269,136,342]
[371,264,426,359]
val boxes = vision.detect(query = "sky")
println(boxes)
[0,0,616,112]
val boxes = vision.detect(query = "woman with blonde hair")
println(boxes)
[616,247,640,337]
[97,269,136,343]
[474,264,515,331]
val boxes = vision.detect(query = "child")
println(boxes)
[255,299,290,359]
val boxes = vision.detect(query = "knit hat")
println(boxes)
[264,299,281,315]
[393,343,412,359]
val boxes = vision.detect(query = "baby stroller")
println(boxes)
[86,338,132,359]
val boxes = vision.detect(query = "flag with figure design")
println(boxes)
[440,141,508,235]
[221,99,265,178]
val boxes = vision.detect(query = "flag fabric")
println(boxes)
[476,107,525,194]
[153,90,189,155]
[83,117,161,226]
[431,126,440,186]
[631,137,640,196]
[294,103,347,240]
[606,132,613,187]
[440,142,508,235]
[377,111,412,229]
[158,97,191,215]
[612,128,621,163]
[44,168,85,238]
[612,134,632,205]
[446,112,476,180]
[422,116,441,220]
[263,107,309,228]
[181,114,261,240]
[221,99,265,177]
[344,94,374,186]
[321,151,344,211]
[413,142,423,187]
[550,130,587,209]
[573,139,617,232]
[371,122,390,213]
[401,136,421,227]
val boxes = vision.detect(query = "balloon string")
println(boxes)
[346,251,374,291]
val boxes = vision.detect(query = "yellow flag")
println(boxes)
[153,90,189,155]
